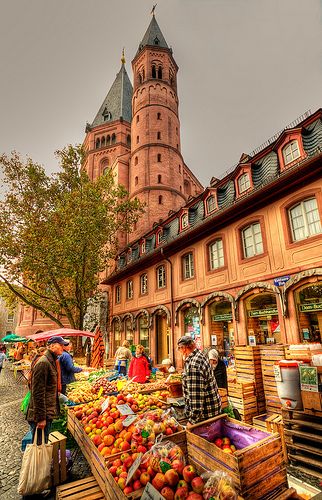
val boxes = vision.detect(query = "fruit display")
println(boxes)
[213,436,236,454]
[91,377,118,395]
[131,409,180,453]
[166,373,182,383]
[121,379,168,395]
[124,390,170,413]
[66,381,97,403]
[107,445,208,499]
[88,369,117,383]
[202,471,238,499]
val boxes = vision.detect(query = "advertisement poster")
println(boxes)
[299,366,318,392]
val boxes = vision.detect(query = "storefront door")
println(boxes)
[245,292,280,345]
[209,301,234,356]
[183,306,202,348]
[156,314,169,364]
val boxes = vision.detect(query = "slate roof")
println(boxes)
[137,15,169,54]
[91,63,133,127]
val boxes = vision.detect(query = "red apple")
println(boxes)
[182,464,196,483]
[191,476,204,494]
[186,494,203,500]
[117,477,126,490]
[174,486,189,500]
[152,472,166,491]
[164,468,179,486]
[172,459,184,475]
[108,465,117,476]
[133,479,142,491]
[161,486,175,500]
[123,485,133,494]
[214,438,223,448]
[123,456,134,469]
[140,471,150,486]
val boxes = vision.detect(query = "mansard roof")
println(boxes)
[91,63,133,128]
[137,15,169,54]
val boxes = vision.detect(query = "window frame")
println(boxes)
[140,273,148,295]
[241,222,264,259]
[282,140,300,166]
[208,238,225,270]
[238,173,251,194]
[288,197,322,242]
[180,212,189,231]
[115,285,121,304]
[156,265,166,289]
[182,252,195,280]
[126,280,134,300]
[205,193,217,215]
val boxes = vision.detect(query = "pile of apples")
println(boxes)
[213,436,236,454]
[108,449,205,499]
[124,390,170,413]
[91,378,118,395]
[131,409,180,452]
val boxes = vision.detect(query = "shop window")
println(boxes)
[209,239,224,270]
[183,306,200,340]
[283,140,300,165]
[238,173,251,194]
[113,321,121,351]
[206,195,216,214]
[139,316,149,349]
[182,252,194,280]
[209,301,233,356]
[115,285,121,304]
[140,273,148,295]
[157,265,166,289]
[125,319,134,346]
[289,197,322,242]
[126,280,133,299]
[245,292,280,345]
[295,283,322,343]
[242,222,263,258]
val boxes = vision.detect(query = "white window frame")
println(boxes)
[183,253,194,279]
[157,265,166,289]
[283,140,300,165]
[206,195,216,213]
[141,240,146,254]
[181,213,189,230]
[156,230,163,245]
[126,280,133,299]
[238,173,251,194]
[289,197,322,241]
[209,239,224,270]
[242,222,263,258]
[115,285,121,304]
[140,273,148,295]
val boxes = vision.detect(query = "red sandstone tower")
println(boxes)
[129,15,202,241]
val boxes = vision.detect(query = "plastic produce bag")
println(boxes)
[202,470,238,500]
[17,429,53,496]
[20,391,31,415]
[141,438,186,473]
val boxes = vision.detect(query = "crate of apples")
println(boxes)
[214,436,236,454]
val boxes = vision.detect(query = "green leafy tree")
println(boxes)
[0,145,144,333]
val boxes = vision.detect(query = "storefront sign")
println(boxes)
[211,334,218,346]
[212,313,232,321]
[273,276,290,286]
[299,303,322,313]
[299,366,318,392]
[248,308,278,317]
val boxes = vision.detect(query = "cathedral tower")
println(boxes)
[129,15,202,242]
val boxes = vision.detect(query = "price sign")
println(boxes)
[101,397,110,414]
[126,452,142,485]
[123,414,138,427]
[141,482,165,500]
[116,403,134,416]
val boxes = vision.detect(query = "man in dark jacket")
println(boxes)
[27,336,68,443]
[59,342,82,394]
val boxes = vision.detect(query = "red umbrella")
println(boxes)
[26,328,95,341]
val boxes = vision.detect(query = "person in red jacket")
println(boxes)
[128,344,150,383]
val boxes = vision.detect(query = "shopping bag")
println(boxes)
[17,428,53,495]
[20,391,31,415]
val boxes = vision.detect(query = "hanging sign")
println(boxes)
[211,335,218,346]
[248,335,256,346]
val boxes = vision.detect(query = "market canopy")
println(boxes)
[1,333,31,343]
[26,328,95,342]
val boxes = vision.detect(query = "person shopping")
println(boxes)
[114,340,132,376]
[128,344,150,383]
[59,341,83,395]
[208,349,228,389]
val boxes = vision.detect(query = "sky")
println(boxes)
[0,0,321,187]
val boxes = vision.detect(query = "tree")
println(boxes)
[0,145,144,333]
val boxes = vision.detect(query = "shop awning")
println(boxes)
[26,328,95,342]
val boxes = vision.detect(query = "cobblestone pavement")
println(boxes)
[0,368,91,500]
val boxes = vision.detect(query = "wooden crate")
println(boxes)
[228,378,258,423]
[285,347,322,361]
[234,346,265,414]
[187,414,287,500]
[301,390,322,415]
[56,476,104,499]
[282,407,322,480]
[218,388,228,409]
[259,345,286,415]
[48,431,67,486]
[265,414,287,463]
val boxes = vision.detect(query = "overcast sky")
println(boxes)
[0,0,321,187]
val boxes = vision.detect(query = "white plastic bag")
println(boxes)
[18,428,53,495]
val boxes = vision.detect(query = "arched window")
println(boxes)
[95,138,100,149]
[135,176,138,186]
[238,173,251,194]
[139,73,143,84]
[156,265,166,289]
[101,136,105,147]
[184,180,191,196]
[103,167,109,176]
[206,195,216,213]
[158,66,163,79]
[283,140,300,165]
[106,135,111,145]
[152,65,156,78]
[142,68,145,80]
[134,156,138,166]
[157,112,161,120]
[127,135,131,146]
[181,213,189,230]
[157,174,162,183]
[136,136,139,144]
[140,274,148,295]
[157,132,161,140]
[158,195,163,205]
[111,133,116,144]
[157,154,161,162]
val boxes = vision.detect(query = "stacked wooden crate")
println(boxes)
[259,345,286,415]
[228,377,258,423]
[234,346,266,414]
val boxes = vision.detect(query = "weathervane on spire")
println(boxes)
[121,47,125,65]
[151,4,157,16]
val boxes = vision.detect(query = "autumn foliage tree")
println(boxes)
[0,145,144,331]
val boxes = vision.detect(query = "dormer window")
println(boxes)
[206,194,216,214]
[238,173,251,194]
[283,140,300,165]
[181,213,189,230]
[141,240,146,255]
[156,229,163,245]
[127,250,132,263]
[154,37,160,45]
[102,108,112,121]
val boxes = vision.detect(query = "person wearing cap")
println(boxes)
[177,335,221,428]
[59,341,83,394]
[208,349,228,390]
[27,336,69,443]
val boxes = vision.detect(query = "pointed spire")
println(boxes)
[137,13,168,53]
[90,62,133,128]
